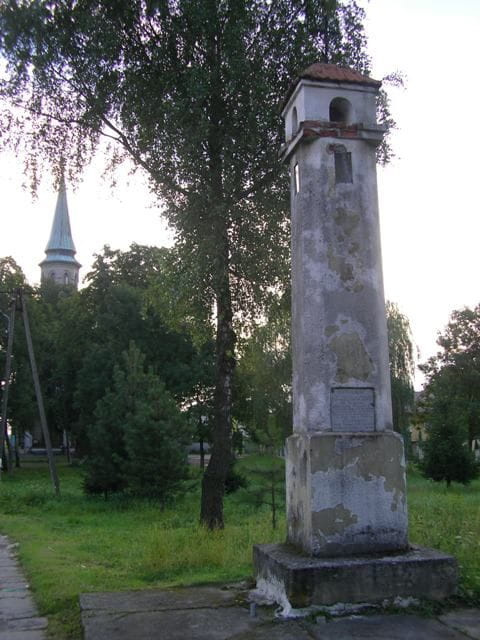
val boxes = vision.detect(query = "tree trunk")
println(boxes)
[65,432,71,464]
[199,435,205,471]
[4,430,13,473]
[200,243,236,529]
[199,5,234,529]
[271,477,276,530]
[14,426,20,468]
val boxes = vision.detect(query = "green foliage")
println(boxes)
[83,377,129,497]
[0,0,392,526]
[236,453,285,529]
[0,265,65,461]
[235,294,292,446]
[421,304,480,449]
[419,304,480,486]
[386,301,415,445]
[224,457,248,495]
[0,244,212,470]
[419,366,480,487]
[420,415,479,487]
[84,342,191,501]
[0,256,27,301]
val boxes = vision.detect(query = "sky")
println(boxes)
[0,0,479,389]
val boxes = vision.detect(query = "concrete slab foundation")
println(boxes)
[253,543,458,609]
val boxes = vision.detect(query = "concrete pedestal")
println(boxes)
[253,543,458,609]
[286,431,408,557]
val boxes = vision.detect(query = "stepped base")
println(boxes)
[253,543,457,609]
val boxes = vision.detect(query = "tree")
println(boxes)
[72,245,213,455]
[420,305,480,450]
[0,0,378,528]
[0,261,51,466]
[418,304,480,485]
[419,367,479,487]
[236,452,285,529]
[386,301,415,444]
[234,292,292,448]
[85,341,191,501]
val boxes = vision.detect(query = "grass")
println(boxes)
[0,459,284,638]
[0,460,479,638]
[407,465,480,603]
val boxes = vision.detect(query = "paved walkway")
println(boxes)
[80,583,480,640]
[0,535,47,640]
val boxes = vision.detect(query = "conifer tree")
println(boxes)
[84,342,191,501]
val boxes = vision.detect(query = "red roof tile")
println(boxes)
[282,63,381,110]
[299,63,381,88]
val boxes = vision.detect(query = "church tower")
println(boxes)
[39,181,81,287]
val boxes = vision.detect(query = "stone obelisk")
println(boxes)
[253,63,457,609]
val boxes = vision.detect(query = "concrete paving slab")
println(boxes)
[439,609,480,639]
[80,583,480,640]
[80,585,240,613]
[229,621,312,639]
[82,607,267,640]
[0,596,38,619]
[0,584,30,593]
[0,535,46,639]
[305,614,471,640]
[0,631,47,640]
[0,566,25,579]
[0,558,18,566]
[0,576,29,587]
[0,615,48,632]
[0,587,30,598]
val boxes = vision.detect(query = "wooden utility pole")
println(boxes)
[0,298,15,476]
[20,292,61,496]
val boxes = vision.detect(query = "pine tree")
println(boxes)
[123,367,191,502]
[236,417,286,529]
[236,452,285,529]
[84,342,191,501]
[84,385,128,499]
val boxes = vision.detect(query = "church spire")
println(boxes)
[39,181,81,287]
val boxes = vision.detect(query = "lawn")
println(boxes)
[0,459,284,638]
[0,459,479,639]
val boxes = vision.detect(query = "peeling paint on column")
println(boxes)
[286,431,408,557]
[325,324,339,337]
[312,504,358,536]
[282,65,406,556]
[310,462,407,555]
[330,332,373,382]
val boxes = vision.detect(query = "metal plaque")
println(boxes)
[331,387,375,432]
